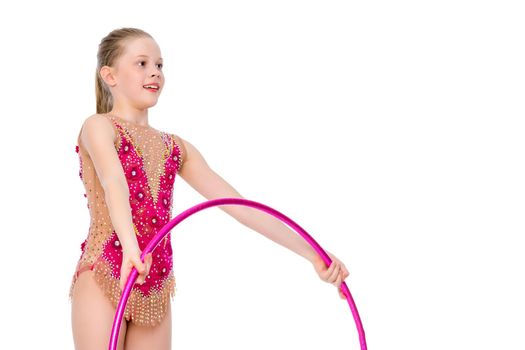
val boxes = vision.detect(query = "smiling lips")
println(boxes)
[143,83,160,92]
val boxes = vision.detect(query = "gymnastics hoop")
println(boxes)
[108,197,367,350]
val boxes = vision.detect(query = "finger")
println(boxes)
[327,263,337,282]
[129,257,146,284]
[133,256,146,275]
[131,265,143,285]
[333,270,341,287]
[340,262,349,278]
[143,256,149,273]
[143,257,151,284]
[329,263,341,283]
[327,260,336,274]
[338,271,345,282]
[141,255,152,282]
[136,273,144,285]
[334,268,343,287]
[147,253,153,272]
[120,264,132,291]
[325,261,337,280]
[341,265,348,278]
[144,261,150,277]
[138,257,147,274]
[340,289,346,299]
[137,265,147,284]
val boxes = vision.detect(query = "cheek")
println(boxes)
[122,75,143,93]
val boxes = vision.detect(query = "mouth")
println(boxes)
[143,83,160,92]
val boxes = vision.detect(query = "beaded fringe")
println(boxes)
[69,258,176,327]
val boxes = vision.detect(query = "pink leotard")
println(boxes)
[69,114,186,327]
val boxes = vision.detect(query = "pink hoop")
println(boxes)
[108,197,367,349]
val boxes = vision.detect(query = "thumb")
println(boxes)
[132,255,146,274]
[145,253,153,270]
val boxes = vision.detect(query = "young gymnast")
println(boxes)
[69,27,350,350]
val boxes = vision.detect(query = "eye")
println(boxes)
[138,61,163,70]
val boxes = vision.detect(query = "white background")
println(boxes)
[0,0,523,349]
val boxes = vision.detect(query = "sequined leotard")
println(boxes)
[69,114,186,327]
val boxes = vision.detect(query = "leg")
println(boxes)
[124,299,172,350]
[71,270,128,350]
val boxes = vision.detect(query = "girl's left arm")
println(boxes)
[177,137,350,298]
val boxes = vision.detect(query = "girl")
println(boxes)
[69,27,350,350]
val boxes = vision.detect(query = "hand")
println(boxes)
[119,248,153,292]
[311,251,350,300]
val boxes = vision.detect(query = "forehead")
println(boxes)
[122,37,162,60]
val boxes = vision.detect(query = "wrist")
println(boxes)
[307,250,322,265]
[121,240,140,254]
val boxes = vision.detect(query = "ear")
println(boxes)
[99,65,117,87]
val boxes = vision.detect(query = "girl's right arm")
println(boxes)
[80,114,152,291]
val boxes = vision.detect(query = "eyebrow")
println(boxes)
[136,55,163,61]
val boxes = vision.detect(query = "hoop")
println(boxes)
[108,197,367,350]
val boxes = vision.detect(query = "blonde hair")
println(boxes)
[95,27,153,114]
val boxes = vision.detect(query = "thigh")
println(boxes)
[124,299,172,350]
[71,270,128,350]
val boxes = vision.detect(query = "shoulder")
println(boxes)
[80,114,117,149]
[82,114,114,132]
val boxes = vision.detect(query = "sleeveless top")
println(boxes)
[69,114,186,327]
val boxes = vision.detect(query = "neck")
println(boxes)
[108,105,149,127]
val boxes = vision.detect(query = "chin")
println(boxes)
[140,98,160,109]
[148,100,159,108]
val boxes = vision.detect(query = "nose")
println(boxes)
[151,67,161,78]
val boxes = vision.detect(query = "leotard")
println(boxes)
[69,114,186,327]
